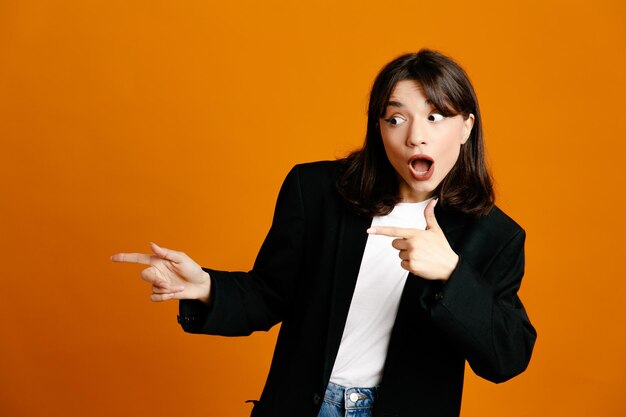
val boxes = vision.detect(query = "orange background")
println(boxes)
[1,1,625,416]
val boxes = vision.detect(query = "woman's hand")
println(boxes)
[111,242,212,303]
[367,199,459,281]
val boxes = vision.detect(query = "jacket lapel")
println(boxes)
[322,204,372,384]
[435,203,470,250]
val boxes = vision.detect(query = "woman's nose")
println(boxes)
[406,121,427,147]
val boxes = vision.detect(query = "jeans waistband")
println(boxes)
[323,381,378,409]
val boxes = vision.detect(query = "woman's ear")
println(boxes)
[461,113,475,144]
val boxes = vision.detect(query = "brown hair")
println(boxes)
[336,49,494,217]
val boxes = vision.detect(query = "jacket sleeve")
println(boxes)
[429,228,537,383]
[178,165,306,336]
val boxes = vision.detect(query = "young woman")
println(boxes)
[112,49,536,417]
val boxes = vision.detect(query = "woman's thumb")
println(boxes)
[424,198,441,231]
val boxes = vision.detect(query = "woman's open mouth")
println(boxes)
[408,154,434,180]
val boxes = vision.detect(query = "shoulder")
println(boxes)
[440,202,523,235]
[465,205,526,251]
[291,160,342,180]
[285,160,343,193]
[439,204,526,270]
[479,205,524,235]
[280,160,345,210]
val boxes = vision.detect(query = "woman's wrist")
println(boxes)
[440,253,459,282]
[197,270,212,304]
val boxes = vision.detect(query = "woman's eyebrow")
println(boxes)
[386,99,432,108]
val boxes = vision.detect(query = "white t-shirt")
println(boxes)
[329,198,433,387]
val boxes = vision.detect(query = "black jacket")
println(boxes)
[178,160,537,417]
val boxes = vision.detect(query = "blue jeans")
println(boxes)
[317,381,378,417]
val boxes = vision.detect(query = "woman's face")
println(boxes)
[379,79,475,203]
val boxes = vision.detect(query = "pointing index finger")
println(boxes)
[110,252,153,265]
[367,226,418,239]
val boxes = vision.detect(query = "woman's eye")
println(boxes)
[384,116,406,126]
[428,113,445,122]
